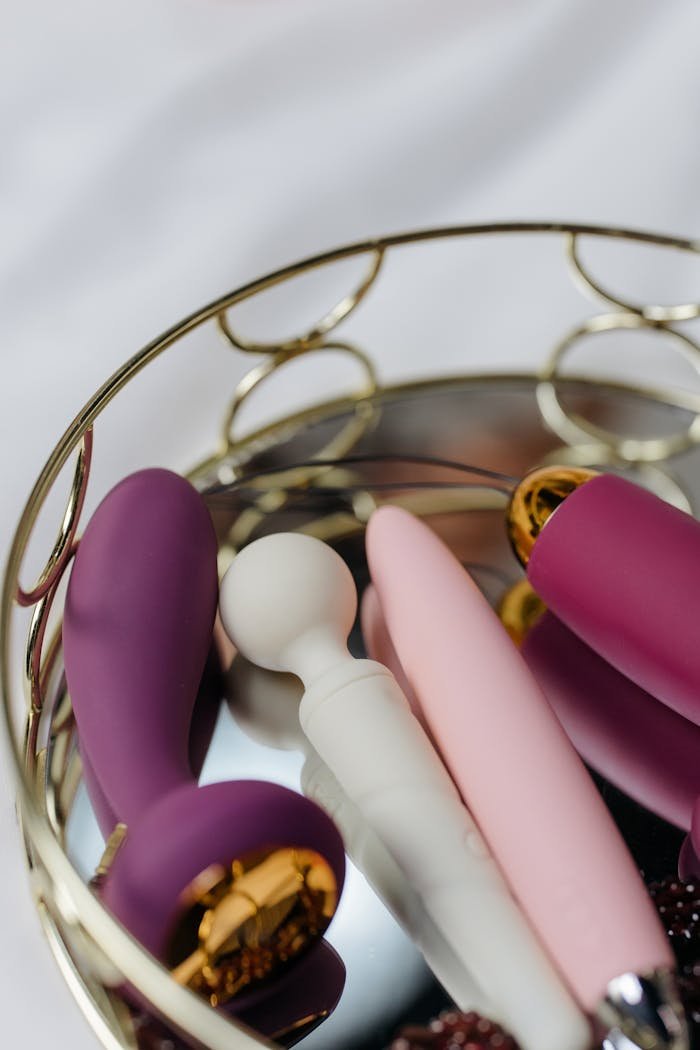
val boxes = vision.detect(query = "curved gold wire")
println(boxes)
[23,547,78,786]
[221,340,379,454]
[4,222,700,1050]
[35,900,136,1050]
[217,247,385,354]
[24,597,51,776]
[8,225,699,587]
[218,340,379,554]
[536,444,694,514]
[38,619,68,708]
[16,428,92,608]
[566,232,700,322]
[536,312,700,461]
[24,551,76,718]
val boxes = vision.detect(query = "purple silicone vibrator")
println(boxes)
[508,466,700,728]
[499,581,700,833]
[62,469,345,1036]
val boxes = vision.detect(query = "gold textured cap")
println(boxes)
[168,847,337,1006]
[507,465,598,567]
[499,578,547,646]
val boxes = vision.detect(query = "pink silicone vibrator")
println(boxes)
[365,505,687,1050]
[219,532,590,1050]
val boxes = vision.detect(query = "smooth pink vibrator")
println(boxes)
[365,505,685,1049]
[364,585,700,833]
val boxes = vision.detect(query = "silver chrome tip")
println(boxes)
[598,970,689,1050]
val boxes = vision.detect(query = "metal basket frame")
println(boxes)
[3,222,700,1050]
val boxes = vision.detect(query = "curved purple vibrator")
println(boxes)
[522,610,700,832]
[510,469,700,726]
[102,779,346,960]
[79,646,223,839]
[63,469,346,1020]
[233,940,346,1045]
[63,468,220,823]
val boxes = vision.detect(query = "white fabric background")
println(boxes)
[2,1,700,1046]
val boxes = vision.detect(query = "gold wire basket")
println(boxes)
[3,222,700,1050]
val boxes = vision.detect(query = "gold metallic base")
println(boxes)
[168,849,337,1007]
[498,578,547,647]
[507,465,597,567]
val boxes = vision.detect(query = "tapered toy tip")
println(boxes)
[598,970,689,1050]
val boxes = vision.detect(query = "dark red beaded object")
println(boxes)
[131,1010,183,1050]
[678,964,700,1036]
[135,878,700,1050]
[649,877,700,1040]
[389,878,700,1050]
[389,1009,520,1050]
[648,877,700,968]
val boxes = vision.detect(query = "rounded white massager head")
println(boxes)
[219,532,357,682]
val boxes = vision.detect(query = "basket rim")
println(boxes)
[4,219,700,1050]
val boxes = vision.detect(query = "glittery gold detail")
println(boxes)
[91,823,128,889]
[168,848,337,1006]
[507,465,598,567]
[498,579,547,646]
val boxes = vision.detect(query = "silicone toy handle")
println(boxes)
[63,468,219,825]
[300,660,589,1050]
[522,610,700,831]
[527,472,700,726]
[300,750,493,1015]
[219,531,589,1050]
[366,505,673,1014]
[227,655,492,1013]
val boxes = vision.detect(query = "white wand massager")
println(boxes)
[219,531,590,1050]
